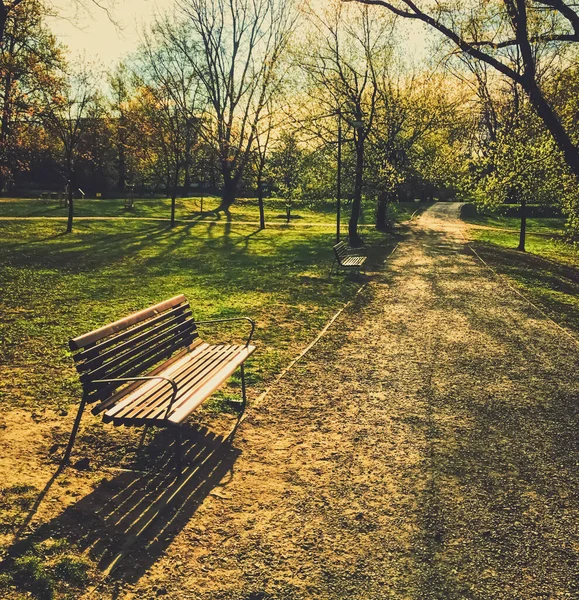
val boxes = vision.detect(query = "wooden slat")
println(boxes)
[168,345,256,424]
[105,344,239,425]
[81,329,195,389]
[102,342,219,422]
[74,307,193,366]
[141,345,242,423]
[123,346,239,423]
[83,333,197,405]
[69,295,187,350]
[101,343,255,427]
[79,319,196,382]
[90,341,202,415]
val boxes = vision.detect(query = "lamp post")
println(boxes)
[336,108,342,244]
[335,109,364,244]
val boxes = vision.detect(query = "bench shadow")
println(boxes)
[7,426,240,584]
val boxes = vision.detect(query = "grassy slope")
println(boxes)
[463,212,579,333]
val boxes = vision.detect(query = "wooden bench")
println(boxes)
[331,241,367,276]
[63,295,256,472]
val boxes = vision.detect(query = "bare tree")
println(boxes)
[302,0,393,245]
[40,63,97,233]
[175,0,296,212]
[137,18,206,200]
[254,110,273,230]
[351,0,579,181]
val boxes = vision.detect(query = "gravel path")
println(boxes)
[113,203,578,599]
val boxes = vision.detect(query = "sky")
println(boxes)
[48,0,175,68]
[47,0,432,70]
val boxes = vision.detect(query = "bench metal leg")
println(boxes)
[330,259,336,277]
[240,364,247,412]
[136,425,150,462]
[62,397,87,466]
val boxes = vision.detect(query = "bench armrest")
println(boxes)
[194,317,256,348]
[347,246,367,256]
[92,376,179,420]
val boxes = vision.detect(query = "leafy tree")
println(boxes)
[0,0,64,190]
[301,0,394,245]
[352,0,579,185]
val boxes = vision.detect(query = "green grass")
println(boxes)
[0,216,402,413]
[463,212,567,236]
[0,196,423,226]
[464,214,579,333]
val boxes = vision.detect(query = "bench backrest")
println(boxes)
[69,295,197,411]
[333,241,349,262]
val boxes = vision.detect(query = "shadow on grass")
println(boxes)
[3,426,240,592]
[470,240,579,330]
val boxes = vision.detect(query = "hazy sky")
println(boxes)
[48,1,174,67]
[48,0,430,69]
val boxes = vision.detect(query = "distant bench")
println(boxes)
[63,295,256,473]
[331,241,367,276]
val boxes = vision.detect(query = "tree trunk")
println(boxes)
[219,175,237,211]
[348,134,365,247]
[517,194,526,252]
[66,179,74,234]
[183,163,190,197]
[170,193,176,227]
[257,178,265,230]
[0,4,7,49]
[376,191,390,231]
[117,133,126,192]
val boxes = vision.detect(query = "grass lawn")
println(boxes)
[0,196,423,226]
[0,205,410,599]
[464,212,579,333]
[0,216,405,414]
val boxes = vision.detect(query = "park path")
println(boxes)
[115,203,578,599]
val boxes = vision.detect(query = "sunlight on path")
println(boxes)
[100,202,578,600]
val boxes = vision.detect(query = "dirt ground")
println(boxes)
[2,203,578,599]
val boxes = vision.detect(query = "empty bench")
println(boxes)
[63,295,255,471]
[331,241,367,276]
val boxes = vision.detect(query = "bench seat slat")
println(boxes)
[112,345,242,425]
[108,343,238,423]
[141,345,243,423]
[102,342,256,426]
[100,342,213,421]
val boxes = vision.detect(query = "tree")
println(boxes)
[174,0,296,212]
[302,0,394,245]
[253,107,275,230]
[1,1,116,50]
[137,18,205,199]
[40,63,97,233]
[0,0,64,191]
[351,0,579,184]
[366,70,462,228]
